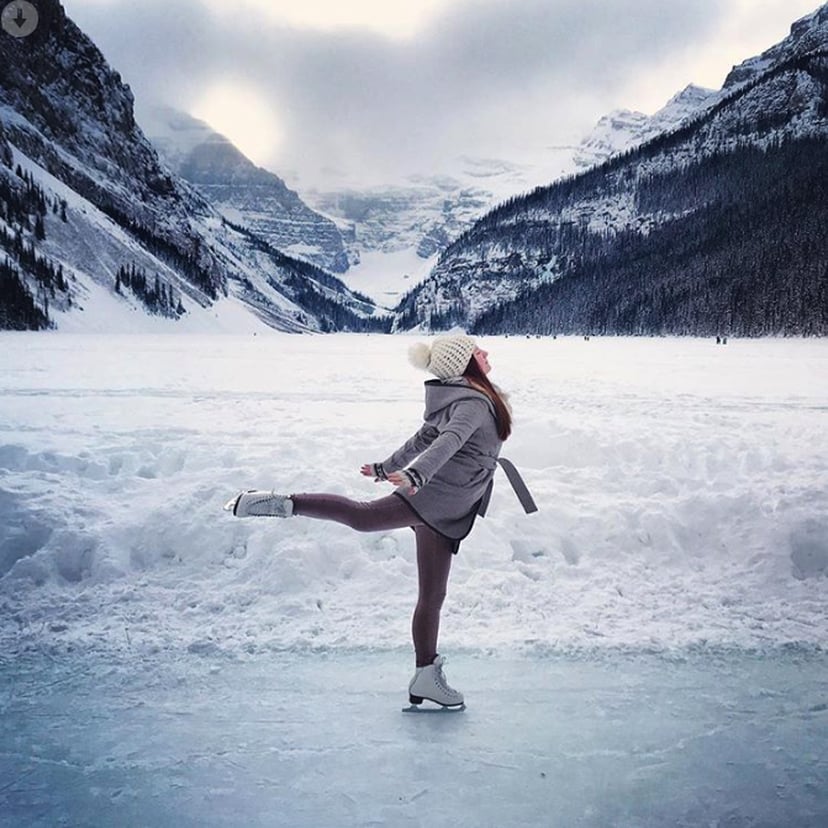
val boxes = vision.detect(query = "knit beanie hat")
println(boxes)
[409,335,477,379]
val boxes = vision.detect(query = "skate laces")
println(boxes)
[434,657,455,693]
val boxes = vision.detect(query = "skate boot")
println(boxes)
[223,490,294,518]
[408,655,464,708]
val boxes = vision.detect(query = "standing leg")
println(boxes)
[411,525,455,668]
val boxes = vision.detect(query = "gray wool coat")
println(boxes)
[379,378,503,542]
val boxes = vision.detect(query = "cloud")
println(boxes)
[63,0,730,186]
[199,0,451,38]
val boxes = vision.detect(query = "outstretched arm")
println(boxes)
[362,399,491,493]
[378,423,440,472]
[360,424,438,483]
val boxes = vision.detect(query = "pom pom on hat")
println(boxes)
[408,335,476,379]
[408,342,432,371]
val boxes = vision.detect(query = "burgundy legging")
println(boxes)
[291,493,454,668]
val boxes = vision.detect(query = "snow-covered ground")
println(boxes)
[2,333,827,826]
[1,333,827,658]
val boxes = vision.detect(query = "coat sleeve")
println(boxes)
[379,423,439,471]
[405,399,490,484]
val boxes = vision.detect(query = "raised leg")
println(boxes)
[290,493,418,532]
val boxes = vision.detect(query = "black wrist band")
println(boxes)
[404,468,424,489]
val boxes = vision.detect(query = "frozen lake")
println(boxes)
[0,332,827,825]
[1,649,826,827]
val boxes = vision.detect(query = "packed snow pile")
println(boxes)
[1,334,826,658]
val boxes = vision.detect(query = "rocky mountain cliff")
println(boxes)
[144,107,350,275]
[0,0,382,332]
[393,5,828,337]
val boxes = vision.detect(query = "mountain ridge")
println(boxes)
[143,106,350,275]
[0,0,385,332]
[392,4,828,336]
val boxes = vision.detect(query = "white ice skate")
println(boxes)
[223,490,294,518]
[404,655,465,711]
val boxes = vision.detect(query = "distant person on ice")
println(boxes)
[224,335,536,710]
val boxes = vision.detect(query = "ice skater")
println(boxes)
[224,334,536,710]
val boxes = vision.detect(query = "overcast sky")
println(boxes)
[63,0,823,189]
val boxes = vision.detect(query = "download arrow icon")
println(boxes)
[2,1,39,37]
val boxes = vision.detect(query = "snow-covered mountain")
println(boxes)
[296,81,722,307]
[394,4,828,337]
[300,82,723,307]
[307,150,576,257]
[573,84,719,170]
[143,107,350,275]
[303,83,723,307]
[141,91,714,311]
[297,148,579,305]
[0,0,382,333]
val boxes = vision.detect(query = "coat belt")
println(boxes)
[477,457,538,517]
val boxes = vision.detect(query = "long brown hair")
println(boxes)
[463,356,512,440]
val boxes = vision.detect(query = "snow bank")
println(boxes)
[0,333,826,658]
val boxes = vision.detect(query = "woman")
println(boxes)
[225,334,529,709]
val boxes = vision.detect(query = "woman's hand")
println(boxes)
[361,463,388,481]
[386,471,416,495]
[386,470,422,495]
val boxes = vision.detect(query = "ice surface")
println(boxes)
[1,650,826,827]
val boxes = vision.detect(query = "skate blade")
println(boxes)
[402,703,465,713]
